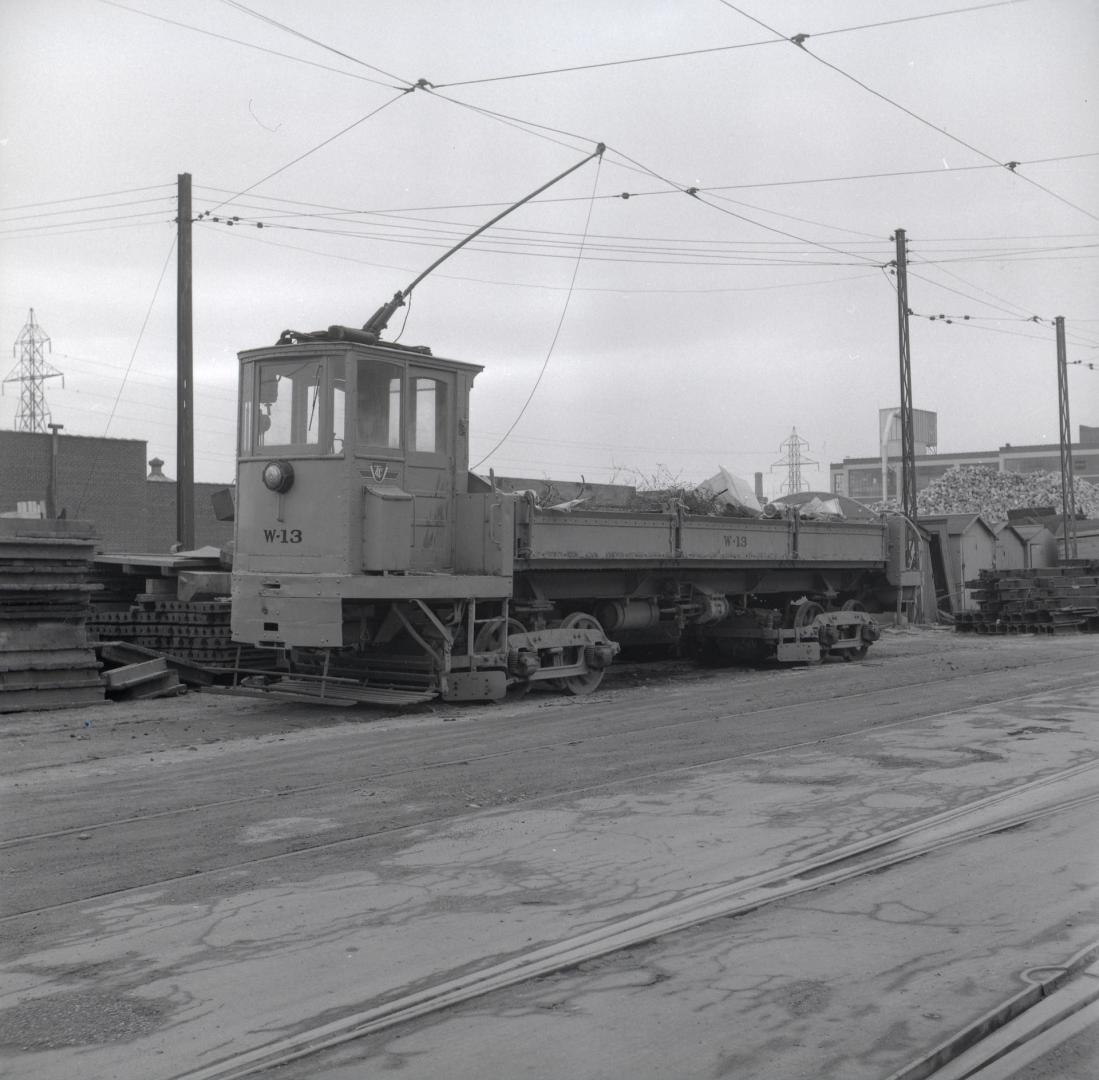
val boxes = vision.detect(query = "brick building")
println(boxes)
[0,430,233,553]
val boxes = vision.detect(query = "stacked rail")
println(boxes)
[87,596,272,668]
[955,563,1099,634]
[0,519,105,713]
[90,597,235,664]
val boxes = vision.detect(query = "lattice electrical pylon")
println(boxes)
[771,427,817,495]
[2,309,64,432]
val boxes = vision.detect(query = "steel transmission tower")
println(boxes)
[3,309,64,432]
[772,427,817,494]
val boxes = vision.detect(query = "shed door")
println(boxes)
[406,368,455,570]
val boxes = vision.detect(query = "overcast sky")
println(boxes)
[1,0,1096,495]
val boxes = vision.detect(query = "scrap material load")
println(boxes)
[915,466,1099,524]
[0,519,105,713]
[956,562,1099,634]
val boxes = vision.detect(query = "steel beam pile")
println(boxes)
[955,562,1099,634]
[0,519,105,713]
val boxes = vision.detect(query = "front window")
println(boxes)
[257,359,322,449]
[251,356,344,454]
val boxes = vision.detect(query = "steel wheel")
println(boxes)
[473,617,533,696]
[557,612,606,695]
[840,600,869,660]
[791,601,824,629]
[474,616,526,653]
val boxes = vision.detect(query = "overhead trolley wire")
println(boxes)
[604,144,887,268]
[200,91,410,218]
[98,0,402,88]
[190,152,1097,227]
[216,0,410,86]
[719,2,1099,226]
[704,153,1099,193]
[320,83,901,270]
[435,0,1026,88]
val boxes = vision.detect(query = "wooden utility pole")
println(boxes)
[893,229,918,570]
[1055,316,1077,560]
[176,173,195,549]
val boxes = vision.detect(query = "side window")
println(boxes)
[330,357,346,454]
[239,361,254,455]
[357,358,403,449]
[411,377,447,454]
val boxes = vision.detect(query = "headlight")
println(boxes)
[262,459,294,493]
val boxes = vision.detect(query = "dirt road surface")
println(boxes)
[1,627,1096,1079]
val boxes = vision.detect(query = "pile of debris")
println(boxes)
[915,466,1099,525]
[0,519,105,713]
[955,562,1099,634]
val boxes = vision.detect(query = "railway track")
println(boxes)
[3,663,1095,922]
[887,945,1099,1080]
[170,761,1099,1080]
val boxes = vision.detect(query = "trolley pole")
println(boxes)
[893,230,919,572]
[176,173,195,550]
[1055,316,1077,561]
